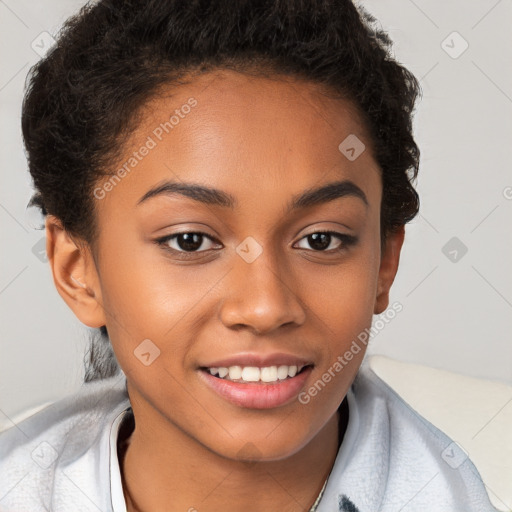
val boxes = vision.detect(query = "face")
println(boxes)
[47,69,403,461]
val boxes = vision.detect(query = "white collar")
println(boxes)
[110,407,131,512]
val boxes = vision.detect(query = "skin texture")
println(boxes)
[45,69,404,511]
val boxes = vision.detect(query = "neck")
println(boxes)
[119,400,348,512]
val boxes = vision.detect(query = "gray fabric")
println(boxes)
[0,362,499,511]
[316,362,499,512]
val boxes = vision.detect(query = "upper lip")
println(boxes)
[200,352,314,369]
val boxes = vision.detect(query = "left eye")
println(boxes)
[294,231,355,252]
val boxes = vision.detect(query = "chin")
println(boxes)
[201,426,316,464]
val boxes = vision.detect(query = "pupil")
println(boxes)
[309,233,330,251]
[179,233,202,251]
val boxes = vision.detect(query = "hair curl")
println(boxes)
[22,0,421,382]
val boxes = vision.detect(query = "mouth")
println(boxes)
[199,363,312,384]
[197,360,314,409]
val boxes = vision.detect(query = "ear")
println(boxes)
[45,215,107,328]
[374,225,405,314]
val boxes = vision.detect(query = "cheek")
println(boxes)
[96,231,231,393]
[308,248,380,326]
[303,245,381,390]
[296,259,379,419]
[97,229,199,333]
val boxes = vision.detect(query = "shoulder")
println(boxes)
[0,373,130,511]
[333,360,499,511]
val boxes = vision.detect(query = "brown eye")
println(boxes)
[156,232,221,253]
[295,231,357,252]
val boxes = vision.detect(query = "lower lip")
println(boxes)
[198,367,313,409]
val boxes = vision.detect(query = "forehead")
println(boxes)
[96,69,380,215]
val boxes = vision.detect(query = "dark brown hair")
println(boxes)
[22,0,421,381]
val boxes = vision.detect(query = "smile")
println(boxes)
[204,364,309,383]
[198,364,314,409]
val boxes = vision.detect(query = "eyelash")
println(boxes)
[154,230,358,259]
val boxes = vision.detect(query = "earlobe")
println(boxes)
[374,225,405,314]
[45,215,107,328]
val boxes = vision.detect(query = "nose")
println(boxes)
[218,246,307,335]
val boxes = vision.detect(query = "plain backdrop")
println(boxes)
[1,0,511,421]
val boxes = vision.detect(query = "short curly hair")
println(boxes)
[22,0,421,382]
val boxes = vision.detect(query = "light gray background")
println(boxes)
[1,0,511,420]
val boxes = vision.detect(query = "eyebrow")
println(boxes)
[137,178,368,213]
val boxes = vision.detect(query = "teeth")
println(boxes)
[228,366,242,380]
[217,367,229,378]
[241,367,260,381]
[277,365,289,380]
[260,366,277,382]
[207,364,305,383]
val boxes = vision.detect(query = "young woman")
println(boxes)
[0,0,499,511]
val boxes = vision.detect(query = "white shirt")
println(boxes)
[0,360,499,511]
[110,407,130,512]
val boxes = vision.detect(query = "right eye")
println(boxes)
[154,231,223,254]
